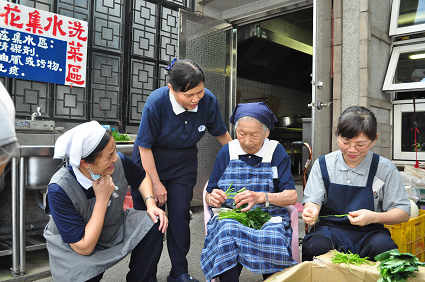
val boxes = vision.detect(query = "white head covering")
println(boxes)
[54,121,106,168]
[0,82,17,147]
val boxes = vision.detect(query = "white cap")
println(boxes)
[0,82,17,147]
[53,121,106,168]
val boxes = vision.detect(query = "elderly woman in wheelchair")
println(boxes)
[201,102,298,282]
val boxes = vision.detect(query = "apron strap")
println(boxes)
[260,140,279,163]
[228,140,242,160]
[318,155,330,192]
[366,153,379,188]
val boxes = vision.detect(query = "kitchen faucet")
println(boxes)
[31,106,42,120]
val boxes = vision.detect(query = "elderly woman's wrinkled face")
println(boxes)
[236,118,269,155]
[89,138,118,176]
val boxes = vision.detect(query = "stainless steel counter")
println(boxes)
[15,144,133,156]
[117,144,134,156]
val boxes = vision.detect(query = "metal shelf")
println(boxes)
[0,238,13,257]
[25,235,47,252]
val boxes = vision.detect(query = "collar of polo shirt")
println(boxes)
[336,150,373,176]
[169,91,198,115]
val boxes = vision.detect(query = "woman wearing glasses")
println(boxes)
[302,106,410,261]
[132,59,231,282]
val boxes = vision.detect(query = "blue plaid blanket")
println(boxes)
[200,213,296,280]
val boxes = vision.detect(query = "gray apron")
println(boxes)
[44,158,154,282]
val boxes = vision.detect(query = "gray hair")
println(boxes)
[234,116,268,132]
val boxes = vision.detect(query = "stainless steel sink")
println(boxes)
[26,157,63,190]
[16,119,59,146]
[19,146,62,190]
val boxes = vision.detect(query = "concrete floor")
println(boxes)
[0,183,305,282]
[33,208,264,282]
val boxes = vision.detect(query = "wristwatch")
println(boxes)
[144,195,155,203]
[264,192,269,208]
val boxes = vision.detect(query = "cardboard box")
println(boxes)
[266,250,425,282]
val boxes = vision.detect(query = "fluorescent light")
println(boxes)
[409,53,425,59]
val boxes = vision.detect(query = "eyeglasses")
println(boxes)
[337,137,372,150]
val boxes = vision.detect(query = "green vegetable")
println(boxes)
[320,214,349,218]
[218,207,271,230]
[111,130,131,142]
[219,184,269,229]
[331,250,371,266]
[224,184,246,199]
[223,183,246,207]
[375,249,425,282]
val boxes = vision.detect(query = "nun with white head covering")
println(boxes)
[201,102,297,281]
[44,121,167,282]
[0,81,18,176]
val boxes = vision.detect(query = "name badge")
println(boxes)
[198,125,206,132]
[272,166,278,179]
[372,177,384,199]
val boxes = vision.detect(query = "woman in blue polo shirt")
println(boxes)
[132,59,231,282]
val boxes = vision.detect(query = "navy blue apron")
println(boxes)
[305,153,390,254]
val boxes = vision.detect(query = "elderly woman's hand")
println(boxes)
[234,190,261,212]
[92,175,115,205]
[207,189,227,207]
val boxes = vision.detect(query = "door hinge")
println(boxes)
[308,101,333,110]
[311,80,324,89]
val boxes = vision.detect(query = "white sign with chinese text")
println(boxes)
[0,1,88,87]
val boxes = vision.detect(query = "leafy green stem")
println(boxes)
[320,214,349,218]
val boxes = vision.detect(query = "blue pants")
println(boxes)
[133,178,195,277]
[133,145,197,277]
[164,179,195,277]
[127,222,164,282]
[302,226,397,261]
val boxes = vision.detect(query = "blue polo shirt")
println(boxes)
[206,142,295,193]
[132,86,227,167]
[46,152,145,243]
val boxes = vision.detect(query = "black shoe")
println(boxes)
[167,273,199,282]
